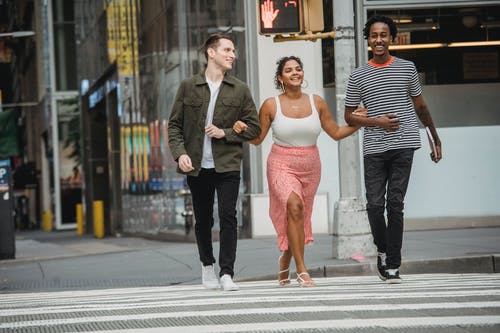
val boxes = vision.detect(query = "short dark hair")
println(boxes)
[363,15,398,42]
[203,34,234,60]
[274,56,303,90]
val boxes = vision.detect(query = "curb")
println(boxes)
[328,255,499,277]
[239,255,500,282]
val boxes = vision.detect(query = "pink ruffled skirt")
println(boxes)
[266,144,321,251]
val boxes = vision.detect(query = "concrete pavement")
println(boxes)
[0,227,499,291]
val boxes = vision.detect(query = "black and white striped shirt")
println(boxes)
[345,56,422,156]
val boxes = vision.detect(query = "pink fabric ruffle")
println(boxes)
[266,144,321,251]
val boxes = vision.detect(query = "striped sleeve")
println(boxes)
[345,72,361,108]
[409,63,422,97]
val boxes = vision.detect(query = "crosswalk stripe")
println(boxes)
[1,274,499,332]
[1,273,498,302]
[2,288,500,316]
[2,301,500,329]
[90,316,500,333]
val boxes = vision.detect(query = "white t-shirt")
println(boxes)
[201,78,221,168]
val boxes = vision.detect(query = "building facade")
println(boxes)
[75,0,251,239]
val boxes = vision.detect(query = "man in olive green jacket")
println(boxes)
[168,34,260,291]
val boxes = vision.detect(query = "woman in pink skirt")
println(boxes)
[234,56,364,287]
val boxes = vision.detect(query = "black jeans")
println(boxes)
[187,169,241,277]
[364,148,414,269]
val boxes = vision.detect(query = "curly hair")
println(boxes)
[363,15,398,42]
[274,56,304,90]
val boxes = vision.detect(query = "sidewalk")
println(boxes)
[1,227,499,291]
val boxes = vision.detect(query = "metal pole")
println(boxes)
[272,31,335,42]
[0,159,15,259]
[332,0,375,259]
[177,0,189,79]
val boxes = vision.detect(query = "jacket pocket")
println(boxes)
[182,97,203,132]
[183,97,202,111]
[222,97,240,108]
[221,98,240,124]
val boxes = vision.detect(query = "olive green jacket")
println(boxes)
[168,73,261,176]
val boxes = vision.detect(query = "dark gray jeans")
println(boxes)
[364,148,415,269]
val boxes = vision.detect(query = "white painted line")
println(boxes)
[82,316,500,333]
[1,273,498,303]
[2,301,500,329]
[2,288,500,316]
[3,279,500,308]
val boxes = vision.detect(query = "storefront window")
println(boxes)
[118,0,248,234]
[366,5,500,127]
[56,96,81,225]
[368,6,500,85]
[52,0,77,91]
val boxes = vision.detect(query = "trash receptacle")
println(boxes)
[0,159,15,259]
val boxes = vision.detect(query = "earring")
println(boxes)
[280,81,285,92]
[301,79,309,89]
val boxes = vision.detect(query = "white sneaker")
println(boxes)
[201,264,220,290]
[220,274,239,291]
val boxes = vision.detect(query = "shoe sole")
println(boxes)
[386,279,402,284]
[203,284,221,290]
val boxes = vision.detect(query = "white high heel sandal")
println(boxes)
[278,254,291,287]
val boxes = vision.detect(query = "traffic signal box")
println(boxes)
[258,0,324,36]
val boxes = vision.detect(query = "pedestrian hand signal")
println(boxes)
[258,0,324,36]
[259,0,302,35]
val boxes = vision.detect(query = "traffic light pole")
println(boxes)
[0,159,15,259]
[273,31,334,42]
[332,0,375,259]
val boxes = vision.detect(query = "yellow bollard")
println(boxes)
[93,200,105,238]
[76,204,84,236]
[42,210,52,232]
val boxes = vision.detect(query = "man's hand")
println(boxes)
[205,124,225,139]
[178,154,194,173]
[232,120,248,134]
[261,0,279,28]
[377,113,400,131]
[431,144,442,163]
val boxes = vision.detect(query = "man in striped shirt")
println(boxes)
[345,15,442,283]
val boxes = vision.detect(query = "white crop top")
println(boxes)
[271,94,322,147]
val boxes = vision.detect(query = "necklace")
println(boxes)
[282,92,303,111]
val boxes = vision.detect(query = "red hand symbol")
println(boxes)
[261,0,279,28]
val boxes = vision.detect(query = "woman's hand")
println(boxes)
[348,108,368,129]
[232,120,248,134]
[352,107,367,117]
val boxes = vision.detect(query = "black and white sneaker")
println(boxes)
[386,269,402,284]
[376,252,387,281]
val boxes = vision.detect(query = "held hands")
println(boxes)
[351,108,368,117]
[232,120,248,134]
[349,108,367,129]
[178,154,195,173]
[205,124,225,139]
